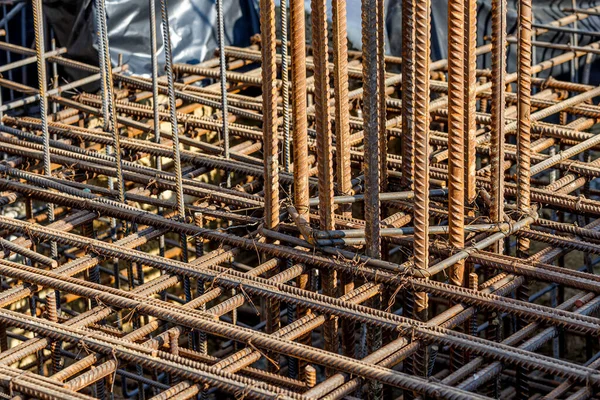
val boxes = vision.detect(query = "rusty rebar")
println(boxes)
[332,0,351,200]
[489,0,508,254]
[260,0,280,230]
[32,0,57,259]
[447,0,466,287]
[517,0,533,259]
[401,0,415,189]
[362,0,382,260]
[1,3,600,399]
[412,0,431,317]
[464,0,477,203]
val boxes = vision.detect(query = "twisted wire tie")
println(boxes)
[235,382,257,400]
[575,194,586,212]
[83,241,99,258]
[76,330,98,358]
[245,339,278,370]
[145,178,158,191]
[208,268,232,291]
[386,271,409,312]
[123,300,145,325]
[92,294,109,310]
[238,283,260,316]
[350,255,371,283]
[109,346,119,393]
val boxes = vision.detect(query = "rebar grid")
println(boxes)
[0,2,599,399]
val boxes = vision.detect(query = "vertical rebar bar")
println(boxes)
[312,0,337,369]
[517,0,532,257]
[159,0,191,326]
[96,1,126,306]
[194,212,208,356]
[377,0,387,193]
[149,0,166,258]
[413,0,431,299]
[280,0,296,378]
[464,0,477,203]
[372,2,387,397]
[216,0,230,188]
[412,0,431,380]
[158,0,185,221]
[447,0,466,288]
[45,291,61,375]
[290,0,309,218]
[332,0,352,200]
[94,1,120,296]
[312,0,335,233]
[95,0,126,205]
[260,0,280,231]
[32,0,58,260]
[362,0,382,260]
[290,0,310,367]
[50,37,58,118]
[281,0,291,176]
[260,0,281,372]
[401,0,415,189]
[489,0,507,254]
[3,4,13,102]
[468,272,478,337]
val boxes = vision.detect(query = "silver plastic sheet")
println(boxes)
[44,0,600,82]
[105,0,260,75]
[45,0,260,76]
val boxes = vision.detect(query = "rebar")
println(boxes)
[31,0,57,259]
[0,2,599,399]
[216,0,230,174]
[447,0,466,287]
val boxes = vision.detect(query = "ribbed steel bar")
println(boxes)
[401,0,415,189]
[362,0,382,260]
[411,5,431,385]
[148,0,165,259]
[332,0,351,200]
[311,0,334,233]
[446,0,466,287]
[280,0,291,176]
[3,4,600,398]
[311,0,338,366]
[95,0,126,205]
[515,9,534,396]
[259,0,280,230]
[489,0,507,250]
[216,0,230,175]
[377,0,387,195]
[464,0,477,203]
[158,0,186,221]
[31,0,57,259]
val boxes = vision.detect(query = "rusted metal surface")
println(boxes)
[0,1,600,399]
[447,0,466,288]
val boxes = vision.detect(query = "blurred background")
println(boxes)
[2,0,600,83]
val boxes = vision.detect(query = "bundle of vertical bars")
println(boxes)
[0,0,600,398]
